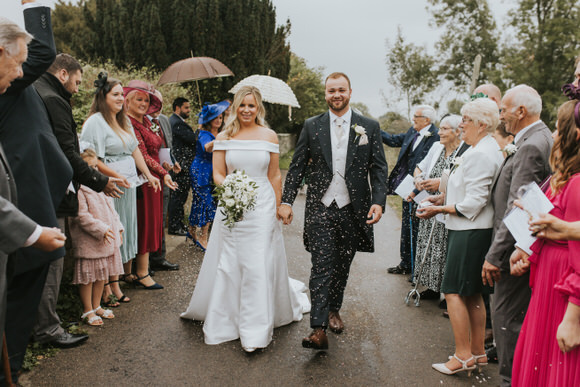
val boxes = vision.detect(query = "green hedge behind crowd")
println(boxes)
[72,62,194,130]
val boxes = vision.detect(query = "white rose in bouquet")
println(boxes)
[214,170,259,229]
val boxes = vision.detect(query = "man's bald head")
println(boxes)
[474,84,502,108]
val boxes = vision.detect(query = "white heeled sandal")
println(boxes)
[473,353,488,372]
[432,354,476,376]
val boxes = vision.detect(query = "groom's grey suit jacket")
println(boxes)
[282,110,388,252]
[485,121,553,271]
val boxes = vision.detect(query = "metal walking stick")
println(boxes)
[405,219,437,307]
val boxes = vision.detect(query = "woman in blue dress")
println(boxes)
[188,101,230,250]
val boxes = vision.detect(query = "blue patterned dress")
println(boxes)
[188,130,216,227]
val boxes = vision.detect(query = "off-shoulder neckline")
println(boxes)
[215,139,278,145]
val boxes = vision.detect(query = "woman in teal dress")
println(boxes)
[188,101,230,250]
[80,72,161,303]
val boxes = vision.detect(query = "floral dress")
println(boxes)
[414,148,456,291]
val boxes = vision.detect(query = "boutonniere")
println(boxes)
[150,123,160,134]
[501,143,518,157]
[423,131,433,138]
[451,156,464,170]
[352,124,368,145]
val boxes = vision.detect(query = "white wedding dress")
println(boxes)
[181,140,310,351]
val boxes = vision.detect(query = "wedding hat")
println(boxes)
[123,80,162,115]
[198,100,230,125]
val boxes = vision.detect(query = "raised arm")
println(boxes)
[9,4,56,92]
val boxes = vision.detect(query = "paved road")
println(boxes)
[22,193,500,386]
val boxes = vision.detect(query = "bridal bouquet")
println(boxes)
[214,170,258,229]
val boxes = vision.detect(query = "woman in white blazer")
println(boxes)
[417,98,503,377]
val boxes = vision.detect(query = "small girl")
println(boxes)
[69,149,125,325]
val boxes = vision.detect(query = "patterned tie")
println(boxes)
[335,117,344,141]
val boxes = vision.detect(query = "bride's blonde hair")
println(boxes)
[222,86,268,138]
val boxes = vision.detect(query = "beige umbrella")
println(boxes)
[157,56,234,105]
[228,75,300,120]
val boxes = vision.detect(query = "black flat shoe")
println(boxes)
[387,265,411,275]
[419,289,440,300]
[168,228,187,236]
[151,259,180,271]
[45,332,88,348]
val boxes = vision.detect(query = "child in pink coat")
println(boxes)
[69,149,125,325]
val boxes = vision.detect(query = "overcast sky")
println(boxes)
[4,0,513,118]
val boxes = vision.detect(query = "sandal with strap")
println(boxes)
[119,274,138,285]
[105,280,131,303]
[473,353,488,372]
[95,305,115,319]
[432,354,476,376]
[81,310,103,326]
[102,294,120,308]
[135,274,163,290]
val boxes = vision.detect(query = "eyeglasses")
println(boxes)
[413,115,427,119]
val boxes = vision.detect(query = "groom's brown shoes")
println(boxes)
[301,328,328,350]
[328,311,344,334]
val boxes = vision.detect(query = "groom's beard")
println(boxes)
[327,97,349,113]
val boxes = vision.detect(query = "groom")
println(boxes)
[278,72,388,350]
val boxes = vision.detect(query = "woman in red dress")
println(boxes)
[511,95,580,386]
[124,81,177,289]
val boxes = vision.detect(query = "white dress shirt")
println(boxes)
[322,109,352,208]
[412,124,432,151]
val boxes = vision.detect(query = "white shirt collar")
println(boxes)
[514,120,541,145]
[329,108,352,127]
[418,124,432,136]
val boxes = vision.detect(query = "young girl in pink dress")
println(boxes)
[69,149,125,326]
[511,97,580,386]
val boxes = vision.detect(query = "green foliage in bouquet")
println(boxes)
[213,170,258,229]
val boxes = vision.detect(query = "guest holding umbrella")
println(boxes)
[187,101,230,250]
[124,80,177,290]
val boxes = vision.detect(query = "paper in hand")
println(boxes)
[394,174,415,199]
[503,182,554,253]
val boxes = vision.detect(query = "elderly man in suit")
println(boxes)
[279,72,388,349]
[168,97,196,236]
[481,85,553,387]
[0,2,74,382]
[149,90,180,271]
[0,14,66,370]
[383,105,439,277]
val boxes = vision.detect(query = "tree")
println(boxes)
[52,0,293,128]
[385,27,438,119]
[379,111,411,134]
[502,0,580,125]
[427,0,500,91]
[350,102,373,119]
[278,53,327,133]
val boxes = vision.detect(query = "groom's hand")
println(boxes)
[366,204,383,224]
[277,204,293,225]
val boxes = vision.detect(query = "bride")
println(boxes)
[180,86,310,352]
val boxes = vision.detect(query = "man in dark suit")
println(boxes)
[167,97,196,235]
[481,85,553,387]
[33,53,124,347]
[279,72,388,349]
[0,3,73,382]
[0,14,66,367]
[382,106,439,276]
[149,90,180,270]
